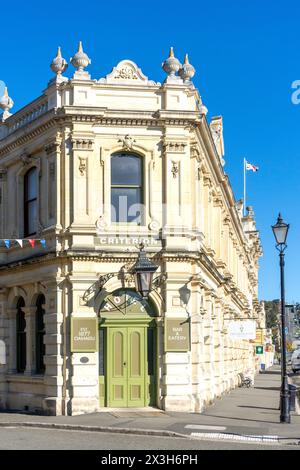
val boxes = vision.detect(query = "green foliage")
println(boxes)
[264,299,280,328]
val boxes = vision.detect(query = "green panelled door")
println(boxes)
[108,326,147,407]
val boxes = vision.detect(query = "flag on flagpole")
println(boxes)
[246,161,259,172]
[16,239,23,248]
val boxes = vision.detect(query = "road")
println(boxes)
[0,427,298,451]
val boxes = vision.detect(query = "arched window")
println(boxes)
[16,298,26,373]
[111,153,143,224]
[24,167,37,236]
[36,295,45,374]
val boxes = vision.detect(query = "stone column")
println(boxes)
[162,139,190,249]
[162,267,192,412]
[42,280,64,415]
[190,281,205,412]
[24,307,36,375]
[68,278,99,415]
[44,140,61,227]
[0,168,7,239]
[7,308,17,374]
[0,288,8,409]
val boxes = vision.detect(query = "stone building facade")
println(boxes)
[0,44,262,415]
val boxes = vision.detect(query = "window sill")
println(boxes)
[6,373,45,383]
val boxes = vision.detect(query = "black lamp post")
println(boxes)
[271,213,290,423]
[131,244,158,299]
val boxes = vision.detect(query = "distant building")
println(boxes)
[0,45,262,415]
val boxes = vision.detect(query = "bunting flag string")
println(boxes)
[0,239,46,249]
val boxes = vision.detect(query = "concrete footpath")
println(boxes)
[0,366,300,445]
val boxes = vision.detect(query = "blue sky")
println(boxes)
[1,0,299,301]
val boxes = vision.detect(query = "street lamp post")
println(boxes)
[271,213,290,423]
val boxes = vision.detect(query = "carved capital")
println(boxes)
[71,138,94,151]
[44,141,60,155]
[164,141,187,153]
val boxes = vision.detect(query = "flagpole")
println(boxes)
[243,158,246,217]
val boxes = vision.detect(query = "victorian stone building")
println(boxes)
[0,44,262,415]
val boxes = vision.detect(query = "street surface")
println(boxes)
[0,427,298,450]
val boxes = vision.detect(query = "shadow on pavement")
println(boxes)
[238,405,278,411]
[202,414,278,424]
[260,370,281,375]
[254,387,280,391]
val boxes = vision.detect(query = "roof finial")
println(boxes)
[70,41,91,79]
[162,47,181,80]
[50,46,68,77]
[0,86,14,122]
[179,53,195,84]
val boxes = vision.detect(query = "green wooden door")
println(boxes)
[108,326,147,407]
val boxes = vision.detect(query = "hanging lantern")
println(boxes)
[131,244,158,299]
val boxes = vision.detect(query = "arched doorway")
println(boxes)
[98,289,157,408]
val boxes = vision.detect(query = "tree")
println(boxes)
[264,299,280,329]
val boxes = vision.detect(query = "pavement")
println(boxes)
[0,366,300,445]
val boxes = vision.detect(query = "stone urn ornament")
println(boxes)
[71,41,91,72]
[0,87,14,121]
[50,46,68,76]
[162,47,181,77]
[179,54,195,83]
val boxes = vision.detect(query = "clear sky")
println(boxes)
[1,0,299,302]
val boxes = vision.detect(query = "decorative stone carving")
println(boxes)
[71,139,94,151]
[0,87,14,121]
[210,116,225,164]
[78,157,87,176]
[70,41,91,79]
[50,47,68,76]
[118,134,136,150]
[162,47,181,78]
[95,215,108,232]
[179,54,195,83]
[99,60,159,85]
[148,219,160,231]
[171,161,179,178]
[44,141,60,155]
[164,142,187,153]
[20,152,32,166]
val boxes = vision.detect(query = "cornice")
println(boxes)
[0,114,57,157]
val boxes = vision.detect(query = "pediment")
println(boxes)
[99,60,159,85]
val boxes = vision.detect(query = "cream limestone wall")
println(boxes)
[0,56,263,415]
